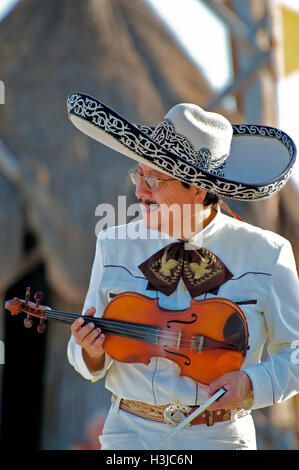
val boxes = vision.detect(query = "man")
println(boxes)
[67,93,299,450]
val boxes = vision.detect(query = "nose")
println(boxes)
[135,175,153,200]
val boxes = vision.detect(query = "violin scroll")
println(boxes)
[5,297,24,316]
[5,287,48,333]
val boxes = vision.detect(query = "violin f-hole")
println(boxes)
[166,313,197,328]
[163,345,191,366]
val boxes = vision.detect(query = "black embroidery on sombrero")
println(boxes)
[67,93,296,201]
[151,120,199,165]
[138,242,233,298]
[151,120,228,177]
[197,147,212,170]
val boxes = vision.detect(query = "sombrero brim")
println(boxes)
[67,92,296,201]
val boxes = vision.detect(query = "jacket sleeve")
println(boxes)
[243,240,299,409]
[67,233,113,381]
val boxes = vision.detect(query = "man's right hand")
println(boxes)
[71,307,106,373]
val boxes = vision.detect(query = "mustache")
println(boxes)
[138,198,159,207]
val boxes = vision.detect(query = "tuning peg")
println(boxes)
[25,287,31,303]
[34,291,43,307]
[37,319,46,333]
[24,315,33,328]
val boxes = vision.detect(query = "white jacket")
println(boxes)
[68,210,299,410]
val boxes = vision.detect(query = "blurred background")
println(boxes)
[0,0,298,450]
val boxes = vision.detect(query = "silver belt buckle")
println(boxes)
[164,401,192,427]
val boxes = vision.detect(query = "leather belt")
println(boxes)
[111,394,248,427]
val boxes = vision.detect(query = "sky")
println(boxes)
[0,0,19,21]
[1,0,298,187]
[145,0,232,91]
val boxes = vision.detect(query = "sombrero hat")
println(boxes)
[67,92,296,201]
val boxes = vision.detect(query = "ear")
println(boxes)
[192,188,207,205]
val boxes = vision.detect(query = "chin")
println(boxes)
[142,213,160,231]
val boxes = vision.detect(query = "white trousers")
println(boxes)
[99,401,257,450]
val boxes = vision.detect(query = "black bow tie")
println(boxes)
[138,241,232,298]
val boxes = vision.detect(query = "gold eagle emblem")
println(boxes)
[189,258,212,279]
[159,250,179,277]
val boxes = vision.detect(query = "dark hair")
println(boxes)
[181,182,220,208]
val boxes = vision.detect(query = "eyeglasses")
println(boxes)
[128,168,175,190]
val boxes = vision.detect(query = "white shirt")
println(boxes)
[67,210,299,410]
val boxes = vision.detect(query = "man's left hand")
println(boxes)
[203,370,253,410]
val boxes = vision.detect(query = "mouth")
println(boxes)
[139,199,160,214]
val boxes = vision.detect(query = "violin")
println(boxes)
[5,288,249,384]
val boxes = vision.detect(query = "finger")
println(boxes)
[83,307,96,317]
[82,327,102,348]
[206,371,234,395]
[71,307,96,335]
[82,330,106,357]
[74,322,97,344]
[71,316,85,335]
[207,385,233,410]
[205,379,225,396]
[91,331,105,348]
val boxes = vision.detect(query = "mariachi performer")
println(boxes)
[67,92,299,450]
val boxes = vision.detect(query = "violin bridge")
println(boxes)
[176,330,182,350]
[191,335,204,353]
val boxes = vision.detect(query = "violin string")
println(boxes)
[46,312,190,348]
[44,310,196,347]
[45,315,190,348]
[45,310,161,337]
[46,308,193,340]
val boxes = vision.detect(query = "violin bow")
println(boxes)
[153,387,227,450]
